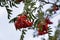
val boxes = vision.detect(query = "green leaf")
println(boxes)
[0,2,2,7]
[34,19,40,29]
[48,30,52,32]
[23,31,26,34]
[32,7,37,12]
[9,1,12,8]
[46,9,53,15]
[12,2,18,8]
[38,10,44,19]
[7,9,12,12]
[9,17,17,23]
[0,0,5,2]
[57,0,59,2]
[31,13,36,19]
[48,32,51,34]
[49,30,60,40]
[7,9,12,19]
[48,27,52,30]
[20,29,27,40]
[8,15,11,19]
[49,36,53,40]
[5,6,9,8]
[39,25,43,31]
[0,2,1,5]
[58,23,60,27]
[28,12,34,21]
[31,2,36,8]
[5,6,12,19]
[25,0,32,3]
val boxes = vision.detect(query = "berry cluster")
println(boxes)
[14,15,33,30]
[37,16,53,35]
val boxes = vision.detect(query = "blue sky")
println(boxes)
[0,0,60,40]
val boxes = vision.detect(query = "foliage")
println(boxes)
[20,29,27,40]
[0,0,60,40]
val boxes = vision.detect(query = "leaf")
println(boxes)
[0,2,1,6]
[9,17,17,23]
[32,7,37,12]
[57,0,59,2]
[7,9,12,12]
[38,10,44,20]
[8,13,11,19]
[0,0,5,2]
[48,30,52,32]
[23,31,26,34]
[49,36,53,40]
[31,13,36,19]
[25,0,32,3]
[20,29,27,40]
[28,12,34,21]
[46,9,53,15]
[49,30,59,40]
[31,2,36,8]
[5,6,9,8]
[58,23,60,27]
[34,19,40,29]
[48,32,51,35]
[12,2,18,8]
[5,6,12,19]
[9,1,12,8]
[39,25,43,31]
[48,26,53,40]
[48,27,52,30]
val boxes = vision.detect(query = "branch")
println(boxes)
[39,0,54,4]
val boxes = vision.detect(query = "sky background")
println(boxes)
[0,0,60,40]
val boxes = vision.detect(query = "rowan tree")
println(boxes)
[0,0,60,40]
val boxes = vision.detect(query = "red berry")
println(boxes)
[37,16,53,35]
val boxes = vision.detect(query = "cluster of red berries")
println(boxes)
[37,16,53,35]
[14,15,33,30]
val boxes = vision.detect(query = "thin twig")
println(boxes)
[39,0,54,4]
